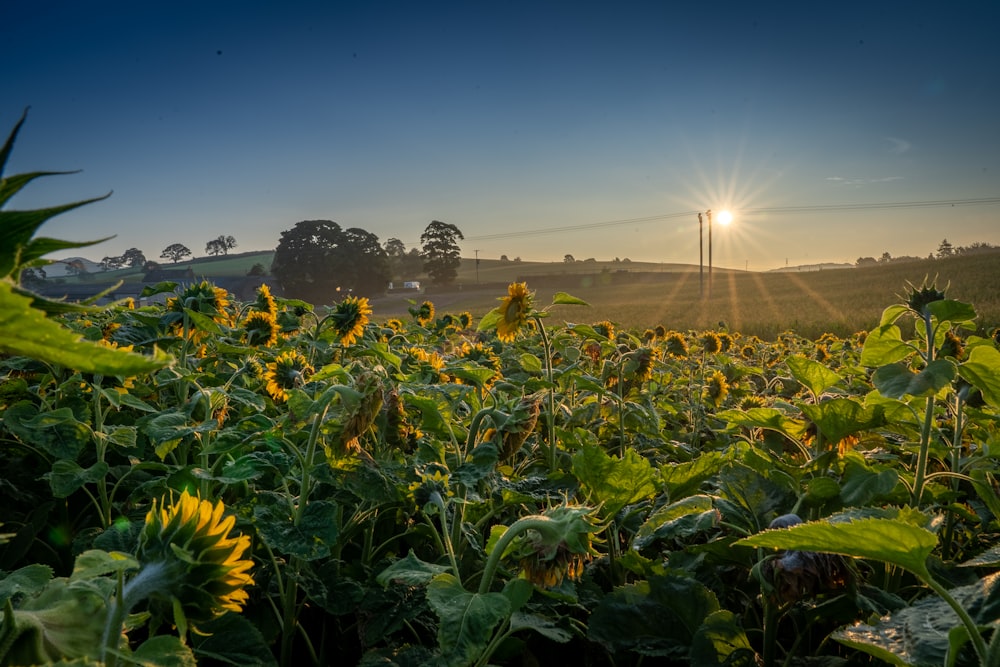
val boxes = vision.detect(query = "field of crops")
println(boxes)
[3,270,1000,665]
[5,113,1000,665]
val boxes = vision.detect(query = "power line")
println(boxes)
[459,196,1000,243]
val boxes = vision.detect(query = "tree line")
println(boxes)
[856,239,997,266]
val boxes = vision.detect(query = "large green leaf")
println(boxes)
[191,612,278,667]
[799,397,888,444]
[376,551,451,587]
[957,344,1000,407]
[873,359,956,399]
[0,564,53,605]
[786,355,844,396]
[736,517,937,578]
[3,404,92,460]
[717,407,809,441]
[926,299,977,325]
[690,610,757,666]
[587,574,720,658]
[633,495,720,550]
[861,324,914,367]
[426,573,510,667]
[132,635,197,667]
[833,572,1000,667]
[45,460,110,498]
[551,291,590,306]
[0,280,171,375]
[572,445,659,516]
[253,499,340,561]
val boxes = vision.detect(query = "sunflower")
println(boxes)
[243,310,280,347]
[458,311,474,328]
[251,283,278,316]
[593,320,615,340]
[663,331,688,358]
[700,331,722,355]
[510,503,600,589]
[496,282,533,342]
[167,281,233,326]
[329,295,372,346]
[705,370,729,407]
[402,347,449,383]
[135,491,254,627]
[414,300,435,326]
[264,351,313,402]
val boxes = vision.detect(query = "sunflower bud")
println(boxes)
[906,279,946,315]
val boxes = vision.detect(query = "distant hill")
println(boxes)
[768,262,854,272]
[43,257,102,277]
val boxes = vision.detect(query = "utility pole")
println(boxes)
[474,249,481,284]
[698,212,704,298]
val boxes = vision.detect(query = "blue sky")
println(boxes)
[4,1,998,270]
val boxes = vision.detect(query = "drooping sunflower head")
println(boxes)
[704,370,729,407]
[264,350,313,402]
[494,394,542,461]
[938,330,966,360]
[592,320,615,340]
[496,282,533,342]
[243,310,280,347]
[329,295,373,347]
[136,490,255,626]
[511,503,601,589]
[622,346,659,384]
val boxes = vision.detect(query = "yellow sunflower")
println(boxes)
[700,331,722,354]
[251,283,278,316]
[330,295,372,346]
[705,370,729,407]
[136,490,254,626]
[414,300,435,326]
[243,310,280,347]
[496,282,533,342]
[264,351,313,402]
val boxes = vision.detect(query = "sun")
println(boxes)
[717,210,733,226]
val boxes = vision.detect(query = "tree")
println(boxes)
[384,238,406,257]
[100,255,124,271]
[878,252,892,264]
[121,248,146,268]
[499,255,509,263]
[937,238,954,258]
[270,220,391,304]
[420,220,464,286]
[206,235,237,256]
[564,254,575,263]
[856,256,878,266]
[246,263,267,276]
[160,243,192,263]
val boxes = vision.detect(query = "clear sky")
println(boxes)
[4,1,998,270]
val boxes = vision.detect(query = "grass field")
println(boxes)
[59,249,1000,340]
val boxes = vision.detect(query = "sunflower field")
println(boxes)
[5,118,1000,667]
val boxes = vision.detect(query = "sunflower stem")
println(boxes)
[533,315,558,472]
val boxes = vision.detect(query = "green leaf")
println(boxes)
[660,451,727,500]
[0,280,171,375]
[132,635,198,667]
[46,460,110,498]
[0,564,53,605]
[476,307,503,333]
[833,572,1000,667]
[736,517,937,578]
[253,499,340,561]
[840,458,900,507]
[551,292,590,306]
[926,299,977,324]
[426,573,510,667]
[690,610,757,666]
[861,324,913,367]
[873,359,956,399]
[587,574,720,658]
[70,549,139,581]
[191,613,278,667]
[518,352,543,373]
[376,551,451,587]
[786,355,844,396]
[799,397,888,444]
[509,611,573,643]
[572,445,659,516]
[957,344,1000,407]
[634,495,720,550]
[717,407,809,441]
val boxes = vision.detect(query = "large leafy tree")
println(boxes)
[270,220,391,304]
[206,235,237,256]
[420,220,464,286]
[160,243,191,263]
[121,247,146,268]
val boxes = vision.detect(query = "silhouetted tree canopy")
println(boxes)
[160,243,192,263]
[420,220,463,285]
[270,220,390,304]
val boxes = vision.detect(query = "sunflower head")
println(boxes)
[664,331,688,357]
[413,301,436,326]
[495,394,542,461]
[510,503,600,589]
[136,491,254,627]
[243,310,280,347]
[705,370,729,407]
[592,320,615,340]
[264,351,313,402]
[700,331,722,355]
[251,283,278,316]
[329,295,373,346]
[496,282,533,342]
[939,330,966,360]
[168,281,232,324]
[458,311,474,328]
